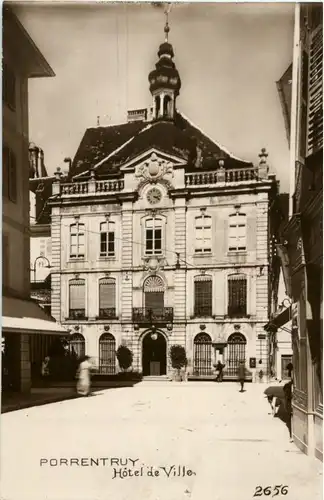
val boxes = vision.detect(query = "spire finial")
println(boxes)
[164,4,171,42]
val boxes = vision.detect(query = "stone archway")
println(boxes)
[142,331,167,376]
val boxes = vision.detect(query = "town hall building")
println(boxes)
[45,21,280,380]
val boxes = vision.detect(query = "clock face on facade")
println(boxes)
[147,187,162,205]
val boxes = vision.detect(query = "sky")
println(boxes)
[14,2,294,191]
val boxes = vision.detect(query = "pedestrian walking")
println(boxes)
[76,355,93,396]
[215,361,225,382]
[283,379,293,442]
[238,360,246,392]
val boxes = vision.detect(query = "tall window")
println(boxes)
[228,213,246,251]
[69,279,86,319]
[3,62,16,110]
[194,275,212,317]
[195,215,212,253]
[145,218,162,255]
[227,333,247,376]
[99,333,116,374]
[100,221,115,257]
[228,274,247,317]
[3,145,17,202]
[99,278,116,318]
[70,222,85,259]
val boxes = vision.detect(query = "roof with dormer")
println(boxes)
[71,112,252,179]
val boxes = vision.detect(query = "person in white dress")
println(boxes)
[76,356,93,396]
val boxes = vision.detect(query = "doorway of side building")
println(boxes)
[142,331,167,376]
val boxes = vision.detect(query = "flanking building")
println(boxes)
[45,22,280,380]
[2,6,68,395]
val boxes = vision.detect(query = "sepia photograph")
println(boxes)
[1,1,323,499]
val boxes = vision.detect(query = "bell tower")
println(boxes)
[148,12,181,121]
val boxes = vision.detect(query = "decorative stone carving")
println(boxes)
[104,325,110,332]
[234,324,241,330]
[200,324,206,330]
[135,153,173,184]
[143,256,166,272]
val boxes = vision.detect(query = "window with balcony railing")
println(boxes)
[69,279,86,319]
[194,275,212,317]
[228,274,247,317]
[99,278,116,318]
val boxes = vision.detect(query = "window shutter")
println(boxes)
[228,275,247,316]
[69,280,85,309]
[145,291,164,310]
[307,25,323,156]
[99,279,116,309]
[194,276,212,315]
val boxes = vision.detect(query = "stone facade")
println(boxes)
[49,153,278,381]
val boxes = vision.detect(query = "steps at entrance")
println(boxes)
[142,375,170,382]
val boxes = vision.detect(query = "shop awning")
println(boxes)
[2,296,69,336]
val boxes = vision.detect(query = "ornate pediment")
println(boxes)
[135,153,174,184]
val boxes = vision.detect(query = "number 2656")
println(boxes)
[253,485,289,497]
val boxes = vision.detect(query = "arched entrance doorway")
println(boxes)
[226,333,247,376]
[142,331,167,376]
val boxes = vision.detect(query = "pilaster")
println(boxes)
[174,204,186,320]
[121,205,133,321]
[51,212,61,321]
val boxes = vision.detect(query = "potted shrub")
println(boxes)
[169,344,187,382]
[116,345,133,373]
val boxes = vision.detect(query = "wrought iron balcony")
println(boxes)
[98,308,117,319]
[132,307,174,323]
[68,309,87,320]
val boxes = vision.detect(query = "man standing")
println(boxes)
[238,361,246,392]
[215,361,225,382]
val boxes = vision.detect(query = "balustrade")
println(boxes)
[185,167,259,186]
[60,179,124,196]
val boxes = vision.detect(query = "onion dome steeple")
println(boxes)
[148,13,181,121]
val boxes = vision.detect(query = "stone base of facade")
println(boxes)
[292,404,323,461]
[64,320,270,382]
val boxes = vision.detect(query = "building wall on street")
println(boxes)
[3,55,30,299]
[2,7,55,394]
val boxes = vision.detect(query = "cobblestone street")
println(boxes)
[1,382,322,500]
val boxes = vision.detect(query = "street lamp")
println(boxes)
[30,255,52,282]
